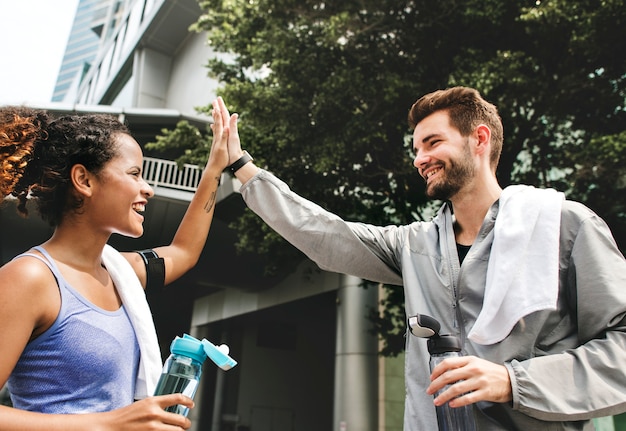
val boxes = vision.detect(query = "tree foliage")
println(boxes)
[153,0,626,356]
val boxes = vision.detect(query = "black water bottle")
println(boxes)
[427,334,477,431]
[408,314,477,431]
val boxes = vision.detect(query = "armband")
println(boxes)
[136,249,165,293]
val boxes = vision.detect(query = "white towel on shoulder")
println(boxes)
[468,185,564,345]
[101,244,163,399]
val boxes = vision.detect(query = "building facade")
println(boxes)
[52,0,120,102]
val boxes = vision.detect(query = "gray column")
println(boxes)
[210,332,228,431]
[333,275,379,431]
[132,47,172,108]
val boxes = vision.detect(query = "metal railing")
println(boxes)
[143,157,202,192]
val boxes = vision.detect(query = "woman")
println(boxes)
[0,103,229,430]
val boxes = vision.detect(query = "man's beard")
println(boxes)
[425,142,474,201]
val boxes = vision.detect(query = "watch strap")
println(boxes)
[228,150,253,173]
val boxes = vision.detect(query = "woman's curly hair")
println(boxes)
[1,107,130,227]
[0,107,48,199]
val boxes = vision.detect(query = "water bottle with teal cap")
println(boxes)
[154,333,237,416]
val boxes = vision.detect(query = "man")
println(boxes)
[213,88,626,430]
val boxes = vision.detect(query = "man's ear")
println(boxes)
[70,164,94,197]
[474,124,491,157]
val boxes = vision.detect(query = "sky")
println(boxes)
[0,0,80,105]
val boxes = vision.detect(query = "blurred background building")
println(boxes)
[51,0,116,102]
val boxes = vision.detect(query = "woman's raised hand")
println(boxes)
[212,97,244,166]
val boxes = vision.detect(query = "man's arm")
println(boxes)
[211,96,403,285]
[240,169,403,286]
[508,206,626,421]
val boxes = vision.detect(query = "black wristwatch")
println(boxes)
[227,150,253,173]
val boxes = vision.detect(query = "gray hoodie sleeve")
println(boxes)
[240,169,403,286]
[509,203,626,421]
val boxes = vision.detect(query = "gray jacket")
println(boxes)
[241,169,626,430]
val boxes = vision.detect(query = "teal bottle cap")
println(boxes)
[170,334,238,370]
[170,334,207,364]
[202,339,238,370]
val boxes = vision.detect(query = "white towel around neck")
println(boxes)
[101,244,163,399]
[467,185,564,345]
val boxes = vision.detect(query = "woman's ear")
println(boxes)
[70,164,94,197]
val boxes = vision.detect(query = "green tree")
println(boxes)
[152,0,626,356]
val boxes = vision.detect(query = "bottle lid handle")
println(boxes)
[407,314,441,338]
[202,339,238,370]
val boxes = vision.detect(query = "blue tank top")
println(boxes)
[7,246,140,413]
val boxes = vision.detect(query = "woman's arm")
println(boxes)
[0,259,58,394]
[0,394,192,431]
[123,103,231,286]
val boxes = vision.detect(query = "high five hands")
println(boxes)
[210,97,243,169]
